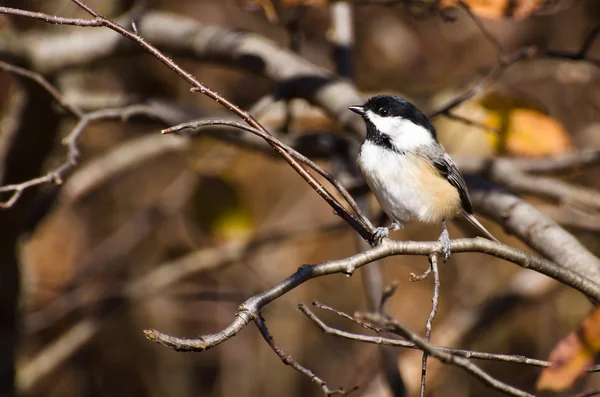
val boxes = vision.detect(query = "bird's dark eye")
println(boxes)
[378,107,390,117]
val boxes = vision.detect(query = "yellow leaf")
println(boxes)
[480,93,572,156]
[440,0,573,19]
[192,176,254,241]
[503,109,572,156]
[537,307,600,391]
[434,91,571,158]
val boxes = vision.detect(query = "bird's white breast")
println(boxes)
[358,141,452,224]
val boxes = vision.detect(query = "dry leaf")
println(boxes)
[434,90,572,158]
[479,93,572,156]
[492,108,573,156]
[440,0,573,19]
[537,307,600,391]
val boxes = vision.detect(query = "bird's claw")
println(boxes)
[372,227,389,245]
[438,226,451,262]
[389,221,402,232]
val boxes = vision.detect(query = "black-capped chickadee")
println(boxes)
[349,95,497,260]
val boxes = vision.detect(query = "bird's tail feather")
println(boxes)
[460,209,499,242]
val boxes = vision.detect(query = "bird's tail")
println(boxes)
[460,209,499,242]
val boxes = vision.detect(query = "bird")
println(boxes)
[348,94,498,261]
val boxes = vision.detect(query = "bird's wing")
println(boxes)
[429,153,473,214]
[428,152,498,242]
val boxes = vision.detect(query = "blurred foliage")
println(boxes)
[2,0,600,397]
[537,307,600,391]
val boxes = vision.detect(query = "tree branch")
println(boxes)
[255,315,358,396]
[144,238,600,353]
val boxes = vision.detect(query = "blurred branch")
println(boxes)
[464,173,600,282]
[0,60,83,118]
[508,150,600,174]
[18,319,99,393]
[23,218,344,391]
[255,315,359,396]
[23,222,346,392]
[441,111,502,134]
[0,9,366,138]
[0,82,27,182]
[4,2,600,395]
[429,7,600,119]
[0,3,376,246]
[0,104,163,208]
[330,0,354,79]
[144,238,600,352]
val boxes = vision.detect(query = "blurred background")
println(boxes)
[1,0,600,396]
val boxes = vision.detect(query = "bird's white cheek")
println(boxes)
[365,112,433,151]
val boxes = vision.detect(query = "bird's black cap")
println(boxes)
[349,95,436,138]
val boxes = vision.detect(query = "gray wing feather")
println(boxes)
[424,148,498,241]
[430,153,473,214]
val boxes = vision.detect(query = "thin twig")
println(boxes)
[443,111,501,135]
[255,314,359,396]
[378,281,399,313]
[82,0,375,240]
[0,60,83,118]
[0,6,103,26]
[1,1,376,244]
[0,105,159,208]
[419,253,440,397]
[162,119,373,234]
[360,313,533,397]
[459,1,505,60]
[300,304,600,372]
[312,301,386,332]
[429,16,600,119]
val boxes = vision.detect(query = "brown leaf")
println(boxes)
[440,0,574,19]
[503,108,573,157]
[537,307,600,391]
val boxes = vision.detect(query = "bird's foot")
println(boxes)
[389,221,403,232]
[372,221,403,245]
[438,221,451,262]
[372,227,389,245]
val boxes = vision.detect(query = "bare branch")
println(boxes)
[459,1,505,60]
[313,301,386,333]
[359,313,533,397]
[508,150,600,174]
[442,111,502,134]
[18,319,99,392]
[419,254,440,397]
[0,105,162,208]
[466,174,600,283]
[429,15,600,119]
[299,303,600,372]
[163,119,373,234]
[0,60,83,118]
[0,6,103,27]
[255,315,358,396]
[144,238,600,353]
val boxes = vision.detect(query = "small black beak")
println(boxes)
[348,105,365,116]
